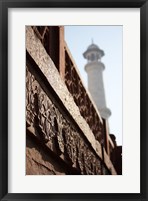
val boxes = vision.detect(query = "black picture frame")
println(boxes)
[0,0,148,200]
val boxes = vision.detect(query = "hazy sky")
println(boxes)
[65,26,122,145]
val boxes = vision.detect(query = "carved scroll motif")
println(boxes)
[26,66,109,175]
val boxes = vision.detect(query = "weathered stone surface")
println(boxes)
[26,66,105,175]
[26,26,117,175]
[26,26,102,153]
[26,135,65,175]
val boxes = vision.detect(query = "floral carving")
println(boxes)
[26,66,110,175]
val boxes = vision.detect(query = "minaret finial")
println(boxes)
[91,38,94,44]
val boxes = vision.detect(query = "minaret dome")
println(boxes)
[83,42,104,63]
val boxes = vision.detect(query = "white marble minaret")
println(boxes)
[83,41,111,119]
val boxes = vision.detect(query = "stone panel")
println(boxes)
[26,135,66,175]
[26,66,108,175]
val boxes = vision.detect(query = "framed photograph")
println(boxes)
[0,0,148,200]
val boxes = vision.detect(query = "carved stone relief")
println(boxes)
[26,66,109,175]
